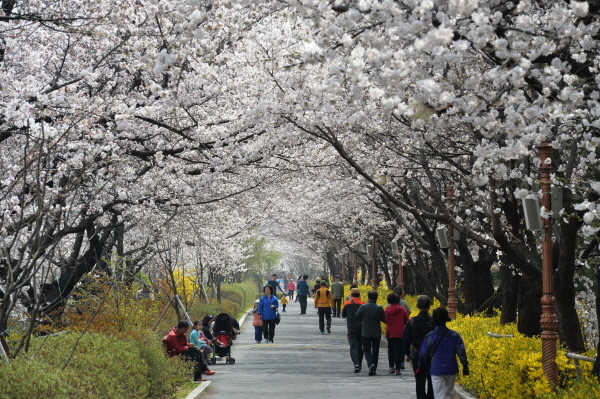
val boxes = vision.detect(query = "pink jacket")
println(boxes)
[252,311,263,327]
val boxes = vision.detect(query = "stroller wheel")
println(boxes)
[229,358,235,365]
[208,358,216,365]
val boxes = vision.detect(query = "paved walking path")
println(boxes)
[204,298,420,399]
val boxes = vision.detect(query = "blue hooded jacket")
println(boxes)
[418,326,468,376]
[258,294,279,321]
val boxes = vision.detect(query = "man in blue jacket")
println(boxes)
[296,274,310,314]
[418,307,469,399]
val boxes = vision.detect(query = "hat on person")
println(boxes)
[350,288,360,295]
[432,307,452,325]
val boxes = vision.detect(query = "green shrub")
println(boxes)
[0,332,188,399]
[0,357,72,398]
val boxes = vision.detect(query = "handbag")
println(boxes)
[275,312,281,325]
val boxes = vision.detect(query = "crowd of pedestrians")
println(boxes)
[166,273,469,398]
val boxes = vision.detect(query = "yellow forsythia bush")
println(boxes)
[451,313,598,399]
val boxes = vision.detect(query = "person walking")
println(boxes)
[355,290,386,376]
[258,285,279,343]
[417,307,469,399]
[405,295,436,399]
[314,280,333,334]
[312,279,321,296]
[330,276,344,318]
[280,294,289,312]
[342,287,366,373]
[385,293,409,375]
[250,302,263,344]
[393,286,412,315]
[296,274,310,314]
[287,279,296,300]
[267,274,285,296]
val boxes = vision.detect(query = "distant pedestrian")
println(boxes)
[312,279,321,296]
[267,274,285,296]
[418,307,469,399]
[404,295,435,399]
[281,294,289,312]
[330,276,344,317]
[296,275,310,314]
[385,293,409,375]
[342,287,366,373]
[287,279,296,300]
[314,280,333,334]
[356,290,386,376]
[250,302,263,344]
[393,286,412,314]
[258,285,279,343]
[346,284,358,301]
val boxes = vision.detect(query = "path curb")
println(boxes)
[184,381,211,399]
[455,384,477,399]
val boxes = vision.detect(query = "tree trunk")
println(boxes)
[517,272,542,336]
[500,264,519,324]
[379,246,392,288]
[458,243,495,314]
[554,192,586,352]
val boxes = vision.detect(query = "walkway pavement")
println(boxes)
[203,299,420,399]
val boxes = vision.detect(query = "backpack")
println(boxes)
[409,316,435,358]
[316,289,331,299]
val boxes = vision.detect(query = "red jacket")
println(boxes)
[385,304,409,338]
[163,327,191,356]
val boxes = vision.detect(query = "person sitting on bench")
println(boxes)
[163,320,215,382]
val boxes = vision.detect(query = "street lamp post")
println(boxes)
[539,141,559,390]
[446,183,458,319]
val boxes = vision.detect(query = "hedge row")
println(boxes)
[0,332,189,399]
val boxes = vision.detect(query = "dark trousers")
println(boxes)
[254,326,262,342]
[297,295,308,314]
[362,336,381,370]
[412,362,434,399]
[262,319,276,342]
[347,332,363,367]
[181,346,208,380]
[282,304,286,311]
[387,337,404,369]
[333,298,342,317]
[318,307,332,332]
[288,290,294,300]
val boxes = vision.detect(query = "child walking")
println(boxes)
[281,294,289,312]
[251,302,263,343]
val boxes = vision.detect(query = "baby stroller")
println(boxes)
[210,313,236,365]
